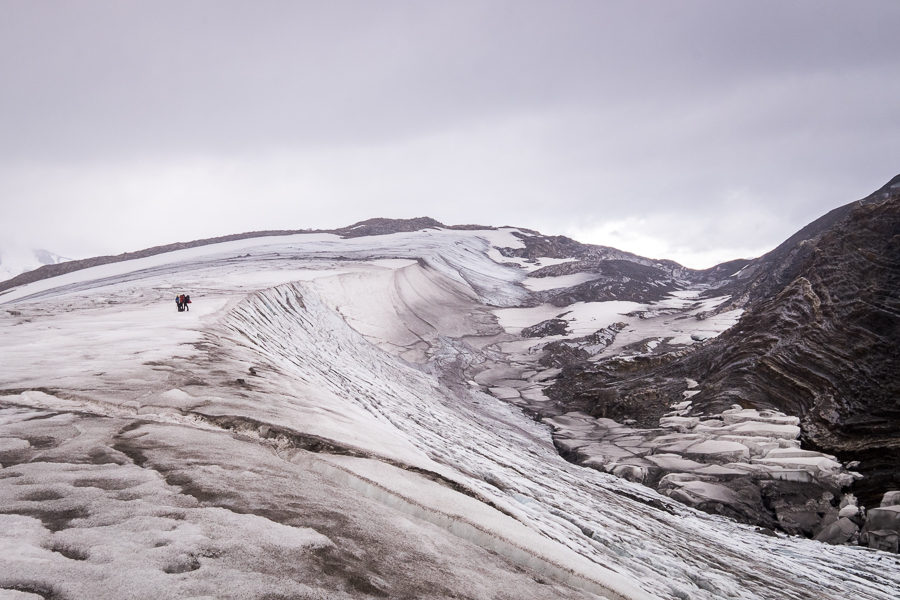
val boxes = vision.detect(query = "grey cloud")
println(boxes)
[3,1,897,158]
[0,1,898,267]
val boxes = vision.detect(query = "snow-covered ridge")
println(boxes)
[0,228,530,307]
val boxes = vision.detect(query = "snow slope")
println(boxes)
[1,228,897,599]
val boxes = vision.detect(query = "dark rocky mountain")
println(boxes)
[683,175,900,506]
[689,257,752,284]
[542,175,900,516]
[715,175,900,307]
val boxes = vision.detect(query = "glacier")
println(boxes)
[1,228,898,599]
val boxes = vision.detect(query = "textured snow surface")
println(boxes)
[1,229,898,599]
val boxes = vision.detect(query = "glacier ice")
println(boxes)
[1,229,898,599]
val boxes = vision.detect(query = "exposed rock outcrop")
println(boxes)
[522,318,569,337]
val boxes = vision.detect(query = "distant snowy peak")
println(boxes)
[33,248,70,266]
[0,247,71,283]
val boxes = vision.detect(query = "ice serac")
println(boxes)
[0,209,898,599]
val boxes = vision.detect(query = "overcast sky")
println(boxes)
[1,1,898,268]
